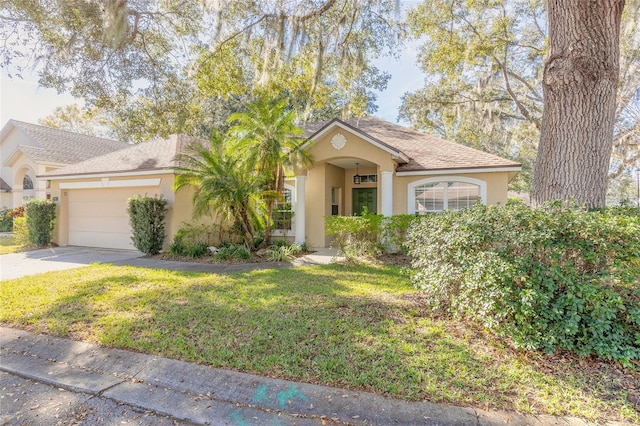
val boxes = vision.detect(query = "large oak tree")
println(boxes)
[533,0,626,208]
[403,0,638,203]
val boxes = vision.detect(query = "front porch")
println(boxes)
[294,157,394,248]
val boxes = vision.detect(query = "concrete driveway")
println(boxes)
[0,246,144,281]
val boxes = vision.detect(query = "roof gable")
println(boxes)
[303,118,410,163]
[303,117,521,173]
[0,177,11,192]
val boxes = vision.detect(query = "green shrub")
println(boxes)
[325,211,419,258]
[325,209,384,259]
[168,240,209,258]
[0,208,12,232]
[13,217,28,245]
[253,235,266,249]
[24,200,56,246]
[383,214,419,253]
[168,223,229,258]
[127,195,168,255]
[266,243,301,262]
[271,239,290,248]
[266,245,289,262]
[297,241,309,252]
[214,244,251,261]
[406,200,640,364]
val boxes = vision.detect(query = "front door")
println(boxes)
[352,188,377,215]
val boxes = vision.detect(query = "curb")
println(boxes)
[0,327,626,426]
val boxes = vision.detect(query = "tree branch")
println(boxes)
[495,54,541,129]
[506,70,543,101]
[297,0,338,23]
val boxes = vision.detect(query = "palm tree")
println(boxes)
[227,95,312,241]
[174,132,263,248]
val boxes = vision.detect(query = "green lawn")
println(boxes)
[1,263,637,422]
[0,235,23,254]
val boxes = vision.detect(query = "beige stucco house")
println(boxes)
[40,117,521,250]
[299,117,521,247]
[0,120,130,209]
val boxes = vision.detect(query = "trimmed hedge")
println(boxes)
[406,200,640,364]
[13,217,28,245]
[0,208,12,232]
[325,211,383,259]
[127,195,168,255]
[24,200,56,246]
[325,212,416,258]
[1,205,26,232]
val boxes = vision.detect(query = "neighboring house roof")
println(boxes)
[0,177,11,192]
[303,117,521,173]
[41,134,202,178]
[1,120,131,166]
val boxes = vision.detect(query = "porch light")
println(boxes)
[353,162,361,185]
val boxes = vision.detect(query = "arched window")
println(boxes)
[408,177,486,213]
[23,175,34,190]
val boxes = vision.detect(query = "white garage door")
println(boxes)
[68,188,145,250]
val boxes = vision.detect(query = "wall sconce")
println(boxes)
[353,162,361,185]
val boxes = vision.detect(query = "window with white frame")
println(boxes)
[410,178,485,213]
[23,175,34,190]
[22,174,35,201]
[273,187,294,230]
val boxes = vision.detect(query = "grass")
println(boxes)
[1,263,638,422]
[0,235,23,254]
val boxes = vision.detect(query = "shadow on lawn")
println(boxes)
[11,263,639,422]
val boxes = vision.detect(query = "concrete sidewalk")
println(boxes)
[1,246,343,281]
[110,247,344,274]
[1,327,616,426]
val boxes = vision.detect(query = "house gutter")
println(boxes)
[37,169,176,180]
[396,166,522,176]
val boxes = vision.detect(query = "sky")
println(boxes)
[0,43,425,130]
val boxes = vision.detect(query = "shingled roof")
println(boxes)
[304,117,521,172]
[3,120,131,166]
[42,117,519,178]
[0,177,11,192]
[42,134,202,178]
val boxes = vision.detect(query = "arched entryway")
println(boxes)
[13,167,37,205]
[298,123,400,247]
[296,156,393,248]
[325,157,379,217]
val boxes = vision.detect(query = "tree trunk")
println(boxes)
[532,0,625,208]
[238,209,255,248]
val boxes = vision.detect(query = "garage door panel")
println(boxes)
[70,189,133,203]
[69,216,129,232]
[69,231,134,250]
[69,201,127,217]
[68,208,129,221]
[67,188,150,250]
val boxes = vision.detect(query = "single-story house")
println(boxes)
[40,117,521,250]
[0,120,130,209]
